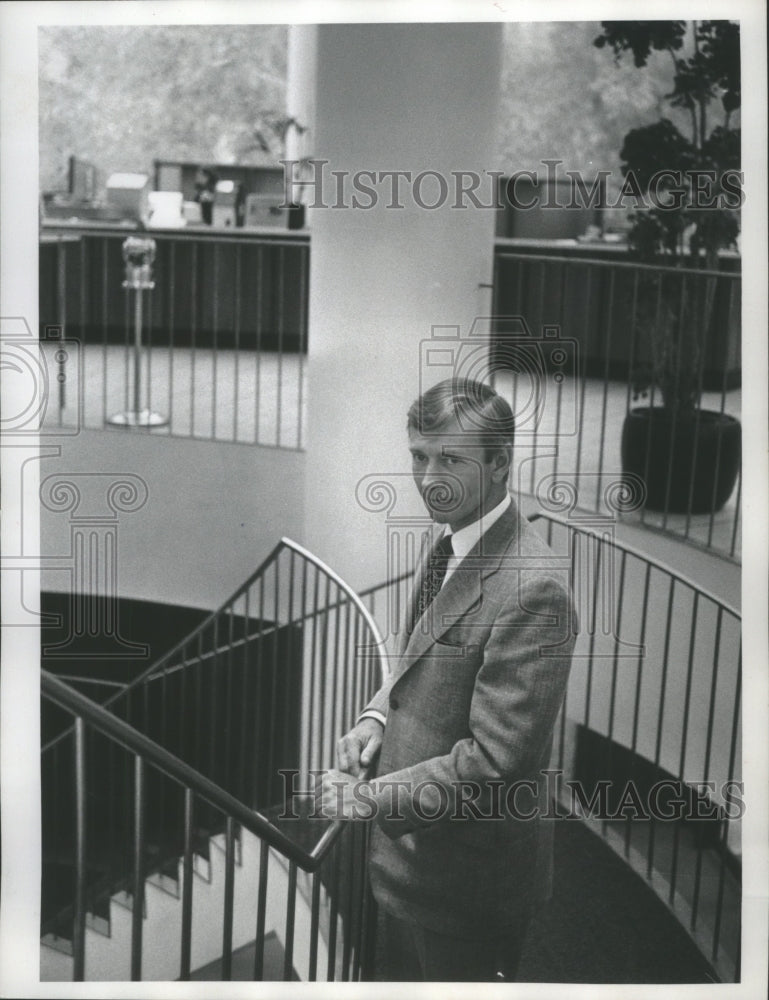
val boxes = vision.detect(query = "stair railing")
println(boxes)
[41,538,388,981]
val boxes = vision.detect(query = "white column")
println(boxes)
[303,23,503,590]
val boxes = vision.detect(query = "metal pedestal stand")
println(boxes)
[108,236,168,428]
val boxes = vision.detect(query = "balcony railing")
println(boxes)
[491,246,741,561]
[40,225,309,448]
[39,232,741,559]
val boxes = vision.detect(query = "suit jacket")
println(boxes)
[363,498,576,939]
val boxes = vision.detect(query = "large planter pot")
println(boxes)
[621,407,741,514]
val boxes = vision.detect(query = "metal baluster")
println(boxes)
[168,241,176,431]
[298,558,309,776]
[158,667,168,836]
[179,643,188,764]
[329,582,342,767]
[661,274,689,528]
[319,577,332,769]
[101,238,108,425]
[212,242,219,439]
[282,551,297,779]
[179,788,194,980]
[683,271,712,539]
[221,815,236,980]
[729,468,741,559]
[131,755,145,981]
[190,241,198,437]
[146,257,154,417]
[691,603,724,932]
[351,822,368,981]
[54,238,66,426]
[308,568,321,774]
[625,268,640,418]
[222,607,235,793]
[255,244,263,444]
[360,849,378,980]
[602,547,627,837]
[72,718,87,981]
[595,268,616,511]
[297,243,308,449]
[123,248,131,413]
[209,616,219,784]
[574,264,591,481]
[276,246,285,447]
[194,631,203,774]
[648,574,676,878]
[308,871,322,980]
[557,526,577,774]
[669,589,700,905]
[252,577,266,807]
[326,838,341,981]
[267,560,280,796]
[583,534,603,730]
[626,559,651,858]
[640,273,665,529]
[712,646,741,971]
[283,861,298,980]
[233,243,241,440]
[253,838,269,980]
[342,826,358,979]
[342,599,353,738]
[239,590,251,802]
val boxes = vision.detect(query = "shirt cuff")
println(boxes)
[358,709,387,728]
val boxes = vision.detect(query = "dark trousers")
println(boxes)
[374,908,530,982]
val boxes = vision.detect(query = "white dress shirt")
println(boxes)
[439,492,511,586]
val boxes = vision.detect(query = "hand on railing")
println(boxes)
[314,767,378,822]
[315,717,383,820]
[336,716,383,777]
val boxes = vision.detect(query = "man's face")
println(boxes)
[408,416,503,531]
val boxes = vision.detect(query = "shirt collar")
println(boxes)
[442,493,511,561]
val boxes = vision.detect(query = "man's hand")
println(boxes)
[337,717,383,777]
[315,769,377,821]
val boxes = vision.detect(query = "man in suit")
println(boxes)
[317,377,576,981]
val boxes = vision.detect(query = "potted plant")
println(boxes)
[595,20,741,514]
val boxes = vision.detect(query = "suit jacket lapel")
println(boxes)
[398,499,522,673]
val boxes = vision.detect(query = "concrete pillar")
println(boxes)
[302,23,503,590]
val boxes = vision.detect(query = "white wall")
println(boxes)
[40,430,305,611]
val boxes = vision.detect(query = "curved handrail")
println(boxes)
[277,537,388,675]
[42,670,345,874]
[43,537,388,755]
[528,511,740,618]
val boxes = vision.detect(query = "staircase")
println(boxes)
[40,538,385,982]
[41,827,334,981]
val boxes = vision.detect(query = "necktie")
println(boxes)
[412,533,454,631]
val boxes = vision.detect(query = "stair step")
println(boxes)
[41,932,73,956]
[85,912,111,937]
[146,871,181,899]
